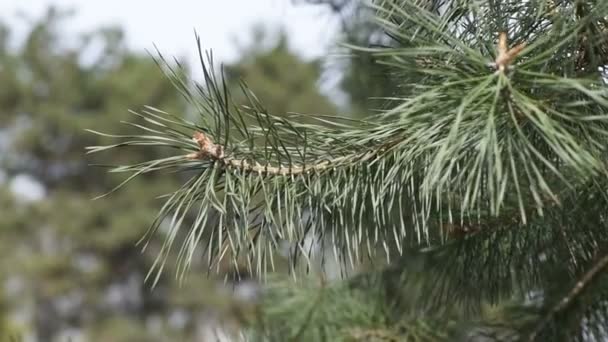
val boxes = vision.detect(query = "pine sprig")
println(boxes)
[88,1,608,292]
[88,41,431,283]
[367,0,608,222]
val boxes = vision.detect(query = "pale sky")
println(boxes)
[0,0,341,65]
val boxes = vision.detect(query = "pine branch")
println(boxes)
[364,177,608,317]
[88,0,608,285]
[184,130,399,176]
[527,250,608,341]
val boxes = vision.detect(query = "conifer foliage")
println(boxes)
[90,0,608,340]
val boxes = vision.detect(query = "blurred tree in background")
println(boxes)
[225,27,337,117]
[294,0,397,115]
[0,6,337,341]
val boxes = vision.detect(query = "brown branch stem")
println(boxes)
[527,250,608,341]
[185,131,397,176]
[494,32,526,72]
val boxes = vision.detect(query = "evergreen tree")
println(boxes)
[225,27,337,117]
[295,0,398,115]
[91,0,608,340]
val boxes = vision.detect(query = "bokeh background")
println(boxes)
[0,0,388,340]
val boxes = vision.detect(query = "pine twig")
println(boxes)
[527,250,608,341]
[186,131,225,160]
[491,32,526,72]
[185,130,398,176]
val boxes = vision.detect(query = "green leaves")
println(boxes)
[84,1,608,340]
[364,0,608,223]
[90,45,407,280]
[90,1,608,294]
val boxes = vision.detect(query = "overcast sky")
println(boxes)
[0,0,340,65]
